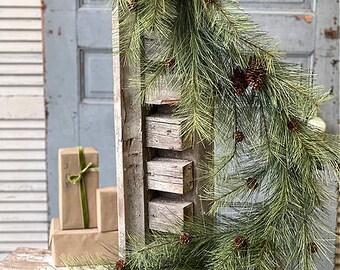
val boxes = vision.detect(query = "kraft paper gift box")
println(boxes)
[49,218,119,267]
[59,147,99,230]
[96,187,118,232]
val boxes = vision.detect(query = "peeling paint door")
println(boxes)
[44,0,116,219]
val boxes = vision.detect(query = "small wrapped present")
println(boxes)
[96,187,118,232]
[59,147,99,230]
[49,218,118,267]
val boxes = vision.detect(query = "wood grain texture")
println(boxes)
[146,114,191,151]
[0,3,47,258]
[149,198,193,233]
[147,157,193,194]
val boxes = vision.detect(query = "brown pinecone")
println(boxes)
[116,259,127,270]
[246,178,258,190]
[234,236,247,249]
[127,1,138,12]
[287,118,300,132]
[231,68,247,95]
[245,58,266,91]
[165,58,175,68]
[235,131,244,142]
[308,242,318,253]
[179,233,192,245]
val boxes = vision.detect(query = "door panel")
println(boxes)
[45,0,115,220]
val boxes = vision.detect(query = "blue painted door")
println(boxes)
[44,0,116,219]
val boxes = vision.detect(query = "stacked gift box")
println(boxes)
[49,147,119,267]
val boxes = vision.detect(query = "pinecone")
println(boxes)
[116,259,127,270]
[127,1,138,12]
[235,131,244,142]
[234,236,247,249]
[245,58,266,91]
[165,58,175,68]
[308,242,318,253]
[231,68,247,95]
[246,178,258,190]
[287,118,300,132]
[179,233,192,245]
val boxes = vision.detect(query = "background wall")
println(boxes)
[0,0,48,260]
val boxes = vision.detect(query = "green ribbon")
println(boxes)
[67,146,98,229]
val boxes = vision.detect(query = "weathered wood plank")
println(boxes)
[0,232,48,242]
[0,42,42,53]
[0,86,44,96]
[0,75,43,86]
[145,75,180,105]
[0,140,45,150]
[0,120,45,129]
[0,182,47,192]
[0,130,45,139]
[0,192,47,202]
[0,31,42,41]
[149,198,193,233]
[0,0,41,7]
[0,202,47,212]
[146,114,191,151]
[0,97,45,119]
[0,150,45,160]
[0,8,41,19]
[0,19,41,30]
[147,157,193,194]
[0,171,46,181]
[0,53,43,64]
[0,223,48,232]
[0,64,43,75]
[0,212,47,222]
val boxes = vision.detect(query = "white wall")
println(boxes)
[0,0,47,260]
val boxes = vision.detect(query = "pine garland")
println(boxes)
[116,0,340,269]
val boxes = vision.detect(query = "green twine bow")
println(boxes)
[67,146,98,229]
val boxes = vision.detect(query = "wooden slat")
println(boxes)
[0,19,41,30]
[0,232,48,242]
[0,182,46,192]
[0,86,44,96]
[0,212,47,222]
[149,198,193,233]
[0,140,45,150]
[0,53,43,63]
[0,75,43,85]
[0,171,46,181]
[0,130,45,139]
[0,202,47,212]
[0,192,47,202]
[0,97,45,119]
[0,64,43,75]
[0,42,42,52]
[0,120,45,129]
[0,161,46,171]
[0,0,41,7]
[0,150,46,160]
[147,157,193,194]
[0,222,48,232]
[0,8,41,19]
[0,31,42,41]
[146,114,191,151]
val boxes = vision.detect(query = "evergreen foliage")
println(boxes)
[114,0,340,269]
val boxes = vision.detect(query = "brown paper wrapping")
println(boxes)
[96,187,118,232]
[49,218,118,267]
[59,147,99,230]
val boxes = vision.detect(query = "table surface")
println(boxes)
[0,248,58,270]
